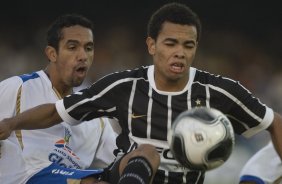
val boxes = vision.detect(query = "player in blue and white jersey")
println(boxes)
[239,141,282,184]
[0,14,159,184]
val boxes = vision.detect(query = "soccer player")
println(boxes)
[0,14,159,184]
[0,3,281,184]
[239,141,282,184]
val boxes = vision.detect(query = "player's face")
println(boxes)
[146,22,198,91]
[53,25,94,87]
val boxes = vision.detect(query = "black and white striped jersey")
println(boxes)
[56,65,273,184]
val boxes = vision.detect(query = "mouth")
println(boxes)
[170,62,185,73]
[75,65,88,77]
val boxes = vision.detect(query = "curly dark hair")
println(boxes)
[47,14,94,51]
[147,3,201,42]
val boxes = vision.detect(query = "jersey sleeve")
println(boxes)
[0,76,23,119]
[227,81,274,138]
[55,99,80,125]
[55,74,120,126]
[242,106,273,138]
[203,73,274,138]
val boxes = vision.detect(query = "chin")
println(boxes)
[73,81,84,87]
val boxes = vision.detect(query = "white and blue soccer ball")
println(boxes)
[168,107,235,171]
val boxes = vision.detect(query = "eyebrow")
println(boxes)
[66,39,94,45]
[66,39,79,44]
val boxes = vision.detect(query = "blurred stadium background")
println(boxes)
[1,0,281,183]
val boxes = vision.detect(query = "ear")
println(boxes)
[146,37,156,55]
[45,46,57,62]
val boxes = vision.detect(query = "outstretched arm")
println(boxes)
[0,103,62,140]
[267,112,282,160]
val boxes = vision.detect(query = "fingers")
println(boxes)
[0,123,11,140]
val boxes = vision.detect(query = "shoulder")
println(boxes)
[0,71,43,95]
[101,66,148,81]
[194,68,245,90]
[18,71,41,83]
[91,66,149,89]
[0,75,23,92]
[0,71,41,86]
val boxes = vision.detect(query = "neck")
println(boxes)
[52,86,72,99]
[154,72,189,92]
[155,79,188,92]
[44,68,73,98]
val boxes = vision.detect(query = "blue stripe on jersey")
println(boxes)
[240,175,265,184]
[26,163,104,184]
[19,72,40,83]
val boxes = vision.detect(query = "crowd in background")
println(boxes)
[1,1,282,183]
[1,21,281,114]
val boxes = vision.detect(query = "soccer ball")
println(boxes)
[168,107,235,171]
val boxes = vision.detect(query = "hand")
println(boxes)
[0,119,13,140]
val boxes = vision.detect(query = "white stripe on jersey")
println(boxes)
[128,79,137,135]
[166,95,172,142]
[205,85,210,108]
[67,77,144,113]
[147,86,153,139]
[193,80,273,137]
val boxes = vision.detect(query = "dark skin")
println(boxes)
[146,22,197,92]
[45,25,94,97]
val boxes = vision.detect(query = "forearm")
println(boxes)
[268,112,282,160]
[10,103,62,130]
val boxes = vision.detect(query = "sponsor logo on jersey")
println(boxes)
[195,99,201,106]
[131,113,147,119]
[51,169,74,176]
[54,128,80,160]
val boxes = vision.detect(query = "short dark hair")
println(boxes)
[47,14,94,51]
[147,3,202,41]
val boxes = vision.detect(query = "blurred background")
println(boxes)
[0,0,281,183]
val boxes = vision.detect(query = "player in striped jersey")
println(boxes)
[0,14,159,184]
[239,141,282,184]
[0,2,282,184]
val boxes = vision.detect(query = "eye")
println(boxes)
[184,43,195,49]
[68,44,77,50]
[185,45,194,49]
[164,42,175,47]
[85,45,94,52]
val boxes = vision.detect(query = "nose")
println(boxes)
[174,46,185,59]
[77,48,88,62]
